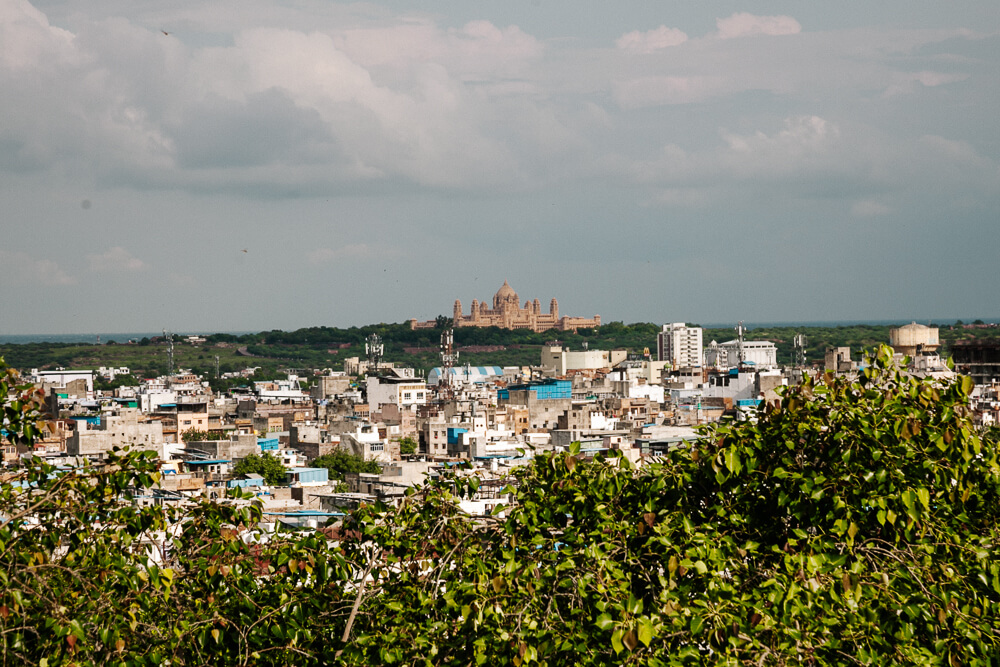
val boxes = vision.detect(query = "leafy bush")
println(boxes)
[2,349,999,665]
[232,452,287,485]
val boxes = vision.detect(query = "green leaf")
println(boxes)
[611,628,624,654]
[595,614,614,631]
[638,617,654,647]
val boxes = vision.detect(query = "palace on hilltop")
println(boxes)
[410,280,601,333]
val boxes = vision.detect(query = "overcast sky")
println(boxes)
[2,0,998,334]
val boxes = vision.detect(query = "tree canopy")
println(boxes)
[1,348,999,665]
[231,452,286,485]
[312,449,382,481]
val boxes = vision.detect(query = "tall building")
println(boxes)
[411,280,601,333]
[657,323,703,369]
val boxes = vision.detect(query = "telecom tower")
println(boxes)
[793,334,808,368]
[163,329,175,376]
[735,321,746,367]
[439,328,459,398]
[365,334,383,375]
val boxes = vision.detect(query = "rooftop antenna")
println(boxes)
[365,333,383,375]
[439,328,458,398]
[164,329,175,376]
[793,334,808,368]
[735,321,746,367]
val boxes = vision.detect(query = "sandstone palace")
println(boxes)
[410,280,601,333]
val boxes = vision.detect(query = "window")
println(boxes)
[403,392,412,400]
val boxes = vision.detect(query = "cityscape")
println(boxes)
[3,0,1000,663]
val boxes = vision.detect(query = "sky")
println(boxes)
[1,0,998,335]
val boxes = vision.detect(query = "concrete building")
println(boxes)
[952,341,1000,386]
[184,433,260,462]
[540,346,628,376]
[497,379,573,432]
[66,409,164,459]
[825,347,855,374]
[427,366,504,386]
[311,373,352,400]
[889,322,940,357]
[366,376,427,412]
[705,340,779,369]
[340,423,393,463]
[657,323,704,369]
[412,280,600,333]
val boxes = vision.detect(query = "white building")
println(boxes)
[705,340,778,369]
[540,346,628,376]
[366,376,427,411]
[657,323,704,369]
[255,375,309,401]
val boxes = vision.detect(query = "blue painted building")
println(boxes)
[497,379,572,401]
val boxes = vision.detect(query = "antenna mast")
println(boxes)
[164,329,175,376]
[793,334,808,368]
[365,334,383,376]
[735,321,746,367]
[439,328,459,398]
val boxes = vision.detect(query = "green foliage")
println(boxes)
[398,437,417,456]
[332,346,1000,665]
[313,450,382,481]
[0,356,47,448]
[232,452,287,485]
[181,429,228,443]
[2,348,999,665]
[94,374,140,391]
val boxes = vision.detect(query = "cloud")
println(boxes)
[0,250,76,286]
[883,70,970,96]
[616,26,688,53]
[715,13,802,39]
[851,200,892,217]
[87,247,147,273]
[613,75,724,108]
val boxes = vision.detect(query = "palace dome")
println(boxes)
[495,280,517,301]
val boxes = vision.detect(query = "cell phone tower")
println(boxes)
[439,328,459,397]
[793,334,808,368]
[735,321,746,367]
[164,329,175,376]
[365,334,383,375]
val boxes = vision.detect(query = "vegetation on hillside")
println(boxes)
[2,350,999,664]
[5,320,999,379]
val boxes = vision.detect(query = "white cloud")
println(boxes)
[616,26,688,53]
[0,250,76,286]
[720,115,838,154]
[883,70,970,96]
[88,247,147,273]
[715,13,802,39]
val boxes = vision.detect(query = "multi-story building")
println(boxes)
[540,346,628,376]
[66,409,164,459]
[657,323,704,369]
[705,340,779,369]
[366,375,428,412]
